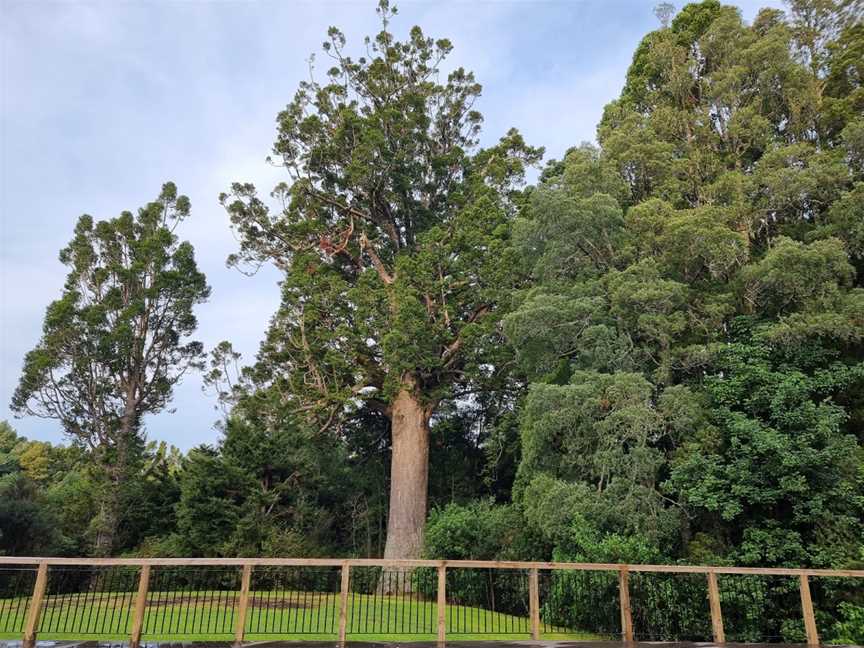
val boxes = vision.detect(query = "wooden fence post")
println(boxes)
[437,563,447,643]
[529,568,540,640]
[338,562,350,644]
[707,571,725,644]
[799,573,819,647]
[234,563,253,645]
[618,566,634,644]
[23,561,48,645]
[130,564,151,647]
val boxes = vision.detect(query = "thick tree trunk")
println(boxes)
[92,485,120,557]
[93,402,136,556]
[383,379,431,561]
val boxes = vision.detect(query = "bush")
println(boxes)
[833,602,864,645]
[424,500,538,560]
[423,501,541,613]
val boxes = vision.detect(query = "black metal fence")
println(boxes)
[142,565,241,637]
[540,568,621,638]
[0,566,34,635]
[0,558,861,645]
[345,566,436,635]
[248,565,340,635]
[38,565,138,636]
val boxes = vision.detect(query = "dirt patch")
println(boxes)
[247,596,318,610]
[41,593,131,608]
[145,593,328,609]
[40,592,331,610]
[145,594,238,608]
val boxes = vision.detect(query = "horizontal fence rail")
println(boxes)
[1,557,861,646]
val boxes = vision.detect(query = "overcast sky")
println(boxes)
[1,0,783,451]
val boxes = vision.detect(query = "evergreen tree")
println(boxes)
[221,0,540,559]
[506,0,864,567]
[11,183,209,554]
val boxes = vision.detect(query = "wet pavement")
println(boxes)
[1,642,859,648]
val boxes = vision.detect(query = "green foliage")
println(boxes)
[833,602,864,645]
[514,372,689,551]
[822,182,864,262]
[668,328,864,566]
[0,421,191,557]
[4,16,864,648]
[175,446,245,556]
[740,236,854,315]
[10,183,209,554]
[216,0,543,559]
[0,472,57,555]
[424,501,540,560]
[220,2,542,424]
[505,0,864,579]
[174,409,350,557]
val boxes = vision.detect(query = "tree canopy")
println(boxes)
[218,0,541,560]
[497,0,864,569]
[11,183,209,554]
[6,4,864,626]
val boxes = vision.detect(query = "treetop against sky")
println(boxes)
[0,0,781,450]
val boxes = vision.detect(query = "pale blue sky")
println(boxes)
[0,0,782,451]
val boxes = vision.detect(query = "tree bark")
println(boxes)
[383,377,431,561]
[93,398,137,556]
[92,486,120,557]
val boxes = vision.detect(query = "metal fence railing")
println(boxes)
[0,557,861,645]
[0,566,35,636]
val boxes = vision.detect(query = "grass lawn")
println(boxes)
[0,590,605,642]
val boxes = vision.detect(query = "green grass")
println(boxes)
[0,590,604,642]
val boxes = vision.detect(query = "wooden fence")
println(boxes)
[1,557,862,646]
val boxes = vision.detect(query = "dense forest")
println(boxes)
[3,0,864,593]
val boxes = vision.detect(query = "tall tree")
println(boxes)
[221,1,540,559]
[11,183,209,555]
[505,0,864,569]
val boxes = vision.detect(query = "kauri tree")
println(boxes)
[220,1,541,559]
